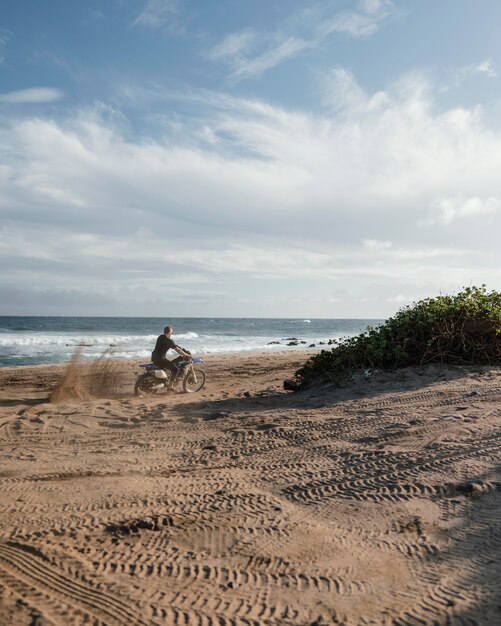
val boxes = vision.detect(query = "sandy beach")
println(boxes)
[0,351,500,625]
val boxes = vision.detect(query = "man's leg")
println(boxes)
[155,358,179,388]
[164,359,181,388]
[169,356,184,387]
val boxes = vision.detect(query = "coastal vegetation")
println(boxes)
[296,286,501,387]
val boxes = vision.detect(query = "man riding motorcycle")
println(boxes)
[151,326,191,389]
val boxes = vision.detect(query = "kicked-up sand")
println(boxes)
[0,351,500,625]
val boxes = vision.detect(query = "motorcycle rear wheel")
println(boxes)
[183,366,206,393]
[134,373,166,397]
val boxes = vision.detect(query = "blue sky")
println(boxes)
[1,0,500,316]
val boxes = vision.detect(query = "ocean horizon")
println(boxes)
[0,316,383,368]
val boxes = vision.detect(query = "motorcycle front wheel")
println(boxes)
[183,366,206,393]
[134,373,165,397]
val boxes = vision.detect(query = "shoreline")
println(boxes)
[0,345,324,371]
[0,348,319,375]
[0,350,320,405]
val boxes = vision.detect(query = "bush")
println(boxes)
[296,286,501,387]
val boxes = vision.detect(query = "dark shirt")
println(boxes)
[152,334,176,363]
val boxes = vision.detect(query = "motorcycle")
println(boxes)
[134,357,206,396]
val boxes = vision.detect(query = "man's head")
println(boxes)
[164,326,173,336]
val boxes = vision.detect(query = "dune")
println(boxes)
[0,351,500,625]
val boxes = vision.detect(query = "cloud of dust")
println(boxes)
[49,346,123,403]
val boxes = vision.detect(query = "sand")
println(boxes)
[0,351,500,626]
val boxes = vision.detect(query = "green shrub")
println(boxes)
[296,286,501,387]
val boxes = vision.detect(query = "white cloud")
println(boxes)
[208,1,395,80]
[133,0,181,30]
[360,0,392,14]
[387,294,414,303]
[464,58,497,79]
[0,29,11,65]
[449,58,498,89]
[3,74,501,234]
[230,37,311,80]
[319,12,379,39]
[363,239,392,250]
[322,67,375,112]
[1,69,500,314]
[0,224,480,291]
[429,196,501,224]
[207,31,312,80]
[207,29,257,62]
[0,87,64,104]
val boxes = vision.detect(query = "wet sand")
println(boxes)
[0,351,500,625]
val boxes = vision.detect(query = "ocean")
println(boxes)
[0,317,382,367]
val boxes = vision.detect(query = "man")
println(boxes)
[151,326,191,389]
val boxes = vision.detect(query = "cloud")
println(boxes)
[428,196,501,224]
[387,294,414,303]
[360,0,392,14]
[207,1,395,80]
[208,29,257,61]
[230,37,312,81]
[0,87,64,104]
[133,0,182,30]
[448,58,498,90]
[1,68,500,315]
[463,59,497,79]
[319,12,379,39]
[0,29,11,65]
[206,29,312,80]
[0,223,478,295]
[363,239,392,251]
[3,74,501,237]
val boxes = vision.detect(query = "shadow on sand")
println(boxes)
[168,364,496,422]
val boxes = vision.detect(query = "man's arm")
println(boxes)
[174,345,191,359]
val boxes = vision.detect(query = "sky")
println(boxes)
[1,0,500,318]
